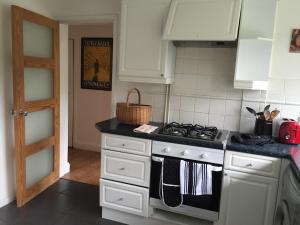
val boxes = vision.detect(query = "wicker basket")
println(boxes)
[116,88,152,125]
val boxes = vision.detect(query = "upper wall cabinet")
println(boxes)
[119,0,176,84]
[234,0,278,90]
[162,0,242,41]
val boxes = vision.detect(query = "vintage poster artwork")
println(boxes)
[289,29,300,53]
[81,38,113,90]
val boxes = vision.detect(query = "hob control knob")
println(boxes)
[163,147,171,153]
[199,153,208,159]
[182,150,189,156]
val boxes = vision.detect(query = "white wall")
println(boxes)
[69,24,113,152]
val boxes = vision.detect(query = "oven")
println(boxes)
[150,141,224,222]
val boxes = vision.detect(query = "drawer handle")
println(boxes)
[118,167,125,171]
[117,198,124,202]
[121,143,126,147]
[246,163,253,167]
[163,147,171,153]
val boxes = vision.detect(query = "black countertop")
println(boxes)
[95,118,227,150]
[227,132,300,171]
[95,118,300,171]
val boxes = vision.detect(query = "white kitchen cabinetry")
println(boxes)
[119,0,176,84]
[217,151,279,225]
[163,0,242,41]
[100,133,151,217]
[218,170,278,225]
[234,0,278,90]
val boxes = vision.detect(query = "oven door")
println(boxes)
[150,155,222,221]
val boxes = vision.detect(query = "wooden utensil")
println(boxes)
[264,110,271,120]
[270,109,280,120]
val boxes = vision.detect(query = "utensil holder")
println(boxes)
[255,118,273,136]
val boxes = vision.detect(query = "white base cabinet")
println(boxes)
[217,151,280,225]
[218,170,278,225]
[119,0,176,84]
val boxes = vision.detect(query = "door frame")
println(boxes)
[68,38,75,148]
[59,15,118,119]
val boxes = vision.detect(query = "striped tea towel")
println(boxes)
[180,160,222,195]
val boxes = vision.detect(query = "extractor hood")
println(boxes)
[163,0,243,41]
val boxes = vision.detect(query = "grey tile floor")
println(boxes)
[0,179,125,225]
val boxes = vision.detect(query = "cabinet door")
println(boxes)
[163,0,242,41]
[218,170,278,225]
[234,39,272,90]
[239,0,277,39]
[119,0,172,82]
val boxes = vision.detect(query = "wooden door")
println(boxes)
[217,169,278,225]
[11,5,60,207]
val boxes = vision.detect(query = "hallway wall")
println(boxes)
[69,24,113,152]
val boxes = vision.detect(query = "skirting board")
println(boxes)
[102,207,213,225]
[73,142,100,152]
[0,195,14,208]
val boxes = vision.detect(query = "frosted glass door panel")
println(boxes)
[23,20,52,58]
[26,147,53,188]
[24,68,53,101]
[25,108,53,145]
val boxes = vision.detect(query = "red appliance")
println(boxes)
[279,119,300,144]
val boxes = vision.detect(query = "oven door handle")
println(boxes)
[152,156,164,162]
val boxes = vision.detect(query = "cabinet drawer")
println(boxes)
[100,179,149,217]
[101,150,151,187]
[101,133,151,156]
[225,151,281,178]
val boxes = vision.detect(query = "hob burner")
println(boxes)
[160,122,220,141]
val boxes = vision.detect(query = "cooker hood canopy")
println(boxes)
[163,0,242,43]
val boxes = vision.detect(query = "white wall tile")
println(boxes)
[175,58,184,74]
[285,80,300,97]
[208,114,225,129]
[170,96,181,110]
[176,47,185,58]
[169,110,180,122]
[154,94,165,109]
[179,111,194,124]
[180,96,195,112]
[227,89,243,100]
[209,99,226,115]
[224,116,240,131]
[194,113,209,125]
[195,98,210,113]
[239,116,256,133]
[152,107,164,123]
[196,75,213,91]
[123,47,300,132]
[183,59,198,74]
[225,100,242,116]
[241,101,260,117]
[286,96,300,105]
[142,94,154,105]
[243,90,262,101]
[281,104,300,120]
[185,47,200,59]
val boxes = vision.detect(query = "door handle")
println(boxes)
[11,109,28,117]
[19,110,28,116]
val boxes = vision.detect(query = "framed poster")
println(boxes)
[289,29,300,53]
[81,37,113,90]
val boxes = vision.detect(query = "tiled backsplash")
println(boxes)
[116,47,300,133]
